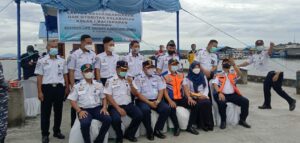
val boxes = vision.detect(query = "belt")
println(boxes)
[43,83,63,87]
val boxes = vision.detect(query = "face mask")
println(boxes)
[84,72,94,79]
[132,48,139,53]
[256,46,264,51]
[28,52,34,56]
[119,71,127,77]
[171,65,179,72]
[168,50,176,55]
[222,63,231,69]
[85,44,93,51]
[192,68,201,74]
[108,46,114,52]
[49,48,58,56]
[146,68,155,76]
[210,47,218,53]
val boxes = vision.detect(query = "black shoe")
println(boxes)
[208,126,214,131]
[186,127,199,135]
[220,122,226,129]
[124,136,138,142]
[146,133,154,141]
[173,127,180,136]
[116,138,123,143]
[53,133,65,139]
[154,130,166,139]
[202,127,209,132]
[238,120,251,128]
[289,100,296,111]
[258,105,272,109]
[42,136,49,143]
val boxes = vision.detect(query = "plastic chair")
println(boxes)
[69,117,109,143]
[167,106,190,130]
[209,80,240,126]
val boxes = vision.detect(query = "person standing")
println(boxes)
[95,37,120,85]
[104,61,143,143]
[184,61,214,131]
[68,34,97,126]
[35,40,69,143]
[238,40,296,111]
[163,59,200,136]
[187,44,197,65]
[123,40,145,78]
[68,64,111,143]
[213,58,251,129]
[132,60,170,140]
[157,40,180,76]
[20,45,39,80]
[0,62,9,143]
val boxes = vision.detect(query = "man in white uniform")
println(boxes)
[35,40,69,143]
[238,40,296,111]
[68,64,111,143]
[68,34,97,126]
[157,40,180,76]
[95,37,120,85]
[123,40,145,78]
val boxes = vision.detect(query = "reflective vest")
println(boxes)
[163,73,185,100]
[216,72,242,96]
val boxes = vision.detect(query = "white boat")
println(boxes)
[285,44,300,58]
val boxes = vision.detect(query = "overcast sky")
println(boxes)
[0,0,300,54]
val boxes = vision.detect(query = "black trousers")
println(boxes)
[169,98,199,129]
[196,99,214,129]
[109,103,143,140]
[207,71,215,102]
[214,93,249,122]
[136,100,170,135]
[41,84,65,136]
[263,71,294,106]
[100,78,108,85]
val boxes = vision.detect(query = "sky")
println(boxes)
[0,0,300,54]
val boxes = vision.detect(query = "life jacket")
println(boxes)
[163,73,185,100]
[215,72,242,96]
[187,51,196,64]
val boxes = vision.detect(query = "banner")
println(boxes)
[58,9,142,42]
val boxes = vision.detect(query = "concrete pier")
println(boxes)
[5,82,300,143]
[7,87,25,127]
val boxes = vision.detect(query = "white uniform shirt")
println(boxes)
[95,52,120,78]
[103,75,131,105]
[68,80,104,109]
[157,53,180,74]
[247,50,271,74]
[35,55,68,85]
[212,71,236,94]
[183,77,209,96]
[196,49,218,71]
[124,53,145,77]
[133,73,165,100]
[68,49,96,80]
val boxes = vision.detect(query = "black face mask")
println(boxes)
[222,63,231,69]
[168,50,176,55]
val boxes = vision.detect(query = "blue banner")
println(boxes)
[58,9,142,42]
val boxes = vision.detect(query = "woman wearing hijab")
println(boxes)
[184,61,214,131]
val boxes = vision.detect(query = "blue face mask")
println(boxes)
[210,47,218,53]
[119,71,127,77]
[49,48,58,56]
[171,65,179,72]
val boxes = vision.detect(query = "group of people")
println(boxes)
[0,34,296,143]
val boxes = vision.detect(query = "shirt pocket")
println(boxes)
[43,64,52,76]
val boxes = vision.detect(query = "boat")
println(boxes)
[285,44,300,58]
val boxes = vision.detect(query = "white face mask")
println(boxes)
[192,68,201,74]
[108,46,114,52]
[146,68,155,76]
[85,44,93,51]
[84,72,94,79]
[132,48,139,53]
[171,65,179,72]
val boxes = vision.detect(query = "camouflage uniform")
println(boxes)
[0,62,8,141]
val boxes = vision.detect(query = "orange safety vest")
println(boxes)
[216,72,242,96]
[164,73,185,100]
